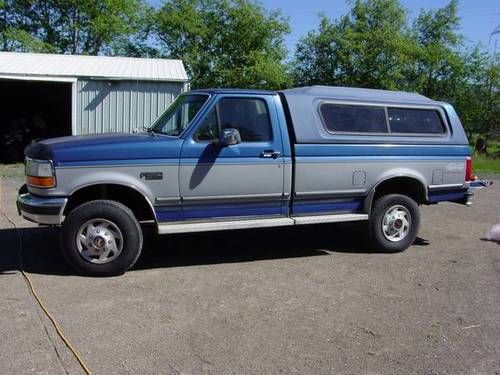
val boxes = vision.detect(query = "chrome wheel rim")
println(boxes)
[76,218,123,264]
[381,205,411,242]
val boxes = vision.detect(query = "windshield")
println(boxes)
[150,94,209,136]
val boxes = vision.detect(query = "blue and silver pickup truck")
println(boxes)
[18,86,479,276]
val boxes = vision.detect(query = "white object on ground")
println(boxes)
[486,223,500,241]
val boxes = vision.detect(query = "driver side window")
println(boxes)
[195,97,272,143]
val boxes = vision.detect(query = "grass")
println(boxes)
[0,163,24,178]
[471,138,500,174]
[473,154,500,174]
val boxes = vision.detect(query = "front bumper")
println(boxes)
[17,193,67,225]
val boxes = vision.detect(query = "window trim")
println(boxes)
[317,100,449,138]
[150,93,211,138]
[386,106,446,136]
[176,93,212,138]
[193,96,274,144]
[193,102,220,143]
[318,101,389,135]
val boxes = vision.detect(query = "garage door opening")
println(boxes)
[0,79,72,163]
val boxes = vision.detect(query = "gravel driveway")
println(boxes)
[1,176,499,374]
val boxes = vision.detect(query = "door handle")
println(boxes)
[260,150,281,159]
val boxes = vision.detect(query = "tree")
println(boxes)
[409,0,465,98]
[292,0,468,94]
[291,0,499,137]
[155,0,291,89]
[0,0,53,52]
[409,1,498,137]
[293,0,415,89]
[0,0,147,55]
[109,3,160,57]
[454,47,499,139]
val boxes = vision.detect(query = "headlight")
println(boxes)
[25,158,56,188]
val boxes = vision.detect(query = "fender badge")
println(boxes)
[140,172,163,180]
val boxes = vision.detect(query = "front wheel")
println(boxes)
[368,194,420,253]
[61,200,143,276]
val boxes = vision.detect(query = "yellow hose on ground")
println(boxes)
[2,211,92,375]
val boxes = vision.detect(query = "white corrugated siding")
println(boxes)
[0,52,188,82]
[76,80,183,135]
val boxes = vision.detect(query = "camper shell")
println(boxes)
[280,86,469,145]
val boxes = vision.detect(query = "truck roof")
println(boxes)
[281,86,434,105]
[189,88,276,95]
[190,86,435,105]
[189,86,465,144]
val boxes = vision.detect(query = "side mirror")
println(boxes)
[219,128,241,146]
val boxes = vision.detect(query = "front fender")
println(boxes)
[28,163,179,208]
[66,170,156,202]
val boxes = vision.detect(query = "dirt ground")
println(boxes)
[1,176,499,374]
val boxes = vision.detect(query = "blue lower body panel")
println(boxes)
[427,189,467,203]
[155,206,183,222]
[183,201,283,220]
[155,200,284,222]
[292,198,364,215]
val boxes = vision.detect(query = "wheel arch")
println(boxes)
[364,174,427,214]
[64,183,156,223]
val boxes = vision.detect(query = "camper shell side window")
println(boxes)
[318,101,448,137]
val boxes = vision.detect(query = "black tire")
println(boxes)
[367,194,420,253]
[61,200,143,276]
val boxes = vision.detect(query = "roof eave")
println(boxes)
[0,72,189,83]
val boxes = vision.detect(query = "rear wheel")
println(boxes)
[61,200,143,276]
[368,194,420,253]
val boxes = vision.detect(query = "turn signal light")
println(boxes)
[27,175,56,188]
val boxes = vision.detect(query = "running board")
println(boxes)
[157,213,368,234]
[158,217,295,234]
[293,213,368,225]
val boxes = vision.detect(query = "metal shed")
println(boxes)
[0,52,188,161]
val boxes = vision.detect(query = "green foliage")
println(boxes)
[409,0,464,98]
[293,0,415,89]
[110,3,160,57]
[454,48,500,136]
[155,0,291,89]
[292,0,499,136]
[0,0,146,55]
[0,28,54,53]
[473,154,500,173]
[0,163,24,176]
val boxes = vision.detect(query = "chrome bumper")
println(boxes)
[463,179,493,206]
[17,193,67,225]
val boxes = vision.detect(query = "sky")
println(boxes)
[259,0,500,55]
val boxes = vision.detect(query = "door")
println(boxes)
[179,95,285,221]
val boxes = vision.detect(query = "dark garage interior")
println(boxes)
[0,79,71,163]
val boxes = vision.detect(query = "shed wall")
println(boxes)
[75,79,184,135]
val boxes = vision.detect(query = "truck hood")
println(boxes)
[25,133,183,165]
